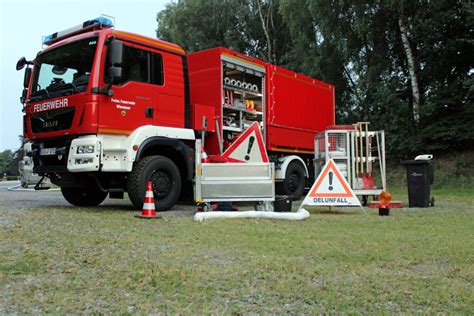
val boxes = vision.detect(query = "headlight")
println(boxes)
[77,145,95,154]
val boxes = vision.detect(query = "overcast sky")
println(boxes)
[0,0,171,150]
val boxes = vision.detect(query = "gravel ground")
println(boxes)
[0,182,265,223]
[0,182,199,223]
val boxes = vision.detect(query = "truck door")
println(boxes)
[98,42,185,133]
[98,43,155,134]
[97,43,154,134]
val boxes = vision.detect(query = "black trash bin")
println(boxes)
[401,159,434,207]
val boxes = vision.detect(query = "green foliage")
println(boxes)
[387,151,474,189]
[156,0,473,158]
[157,1,291,65]
[157,0,253,53]
[0,150,13,176]
[1,136,25,176]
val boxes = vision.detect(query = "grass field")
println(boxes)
[1,188,473,313]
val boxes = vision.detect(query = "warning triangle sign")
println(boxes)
[221,122,269,163]
[302,159,361,207]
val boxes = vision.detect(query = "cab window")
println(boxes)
[105,44,164,86]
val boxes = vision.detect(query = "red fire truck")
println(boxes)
[16,17,335,210]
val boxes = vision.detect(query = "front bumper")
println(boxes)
[26,135,101,173]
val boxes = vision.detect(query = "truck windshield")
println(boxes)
[30,37,98,102]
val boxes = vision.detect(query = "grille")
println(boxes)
[30,107,75,133]
[32,137,74,173]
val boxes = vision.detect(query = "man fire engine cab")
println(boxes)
[17,17,196,210]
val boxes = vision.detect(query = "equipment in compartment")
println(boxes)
[224,77,259,93]
[314,123,386,203]
[221,60,264,138]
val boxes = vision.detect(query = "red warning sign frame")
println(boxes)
[308,159,352,198]
[221,122,269,163]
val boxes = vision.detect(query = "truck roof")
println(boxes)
[109,29,186,55]
[188,46,332,90]
[190,46,267,67]
[40,28,185,56]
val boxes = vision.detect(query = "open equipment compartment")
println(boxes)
[221,54,265,143]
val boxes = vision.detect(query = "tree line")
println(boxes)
[0,150,18,177]
[156,0,473,159]
[1,136,24,176]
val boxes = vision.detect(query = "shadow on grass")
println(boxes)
[303,206,361,215]
[37,204,133,213]
[37,204,197,219]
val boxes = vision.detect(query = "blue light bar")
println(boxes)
[85,16,114,28]
[43,16,114,45]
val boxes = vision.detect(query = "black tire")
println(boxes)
[278,161,306,200]
[61,186,108,206]
[127,155,181,211]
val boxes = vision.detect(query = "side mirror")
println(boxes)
[109,66,123,83]
[20,89,28,104]
[108,41,124,66]
[16,57,27,71]
[108,41,124,84]
[23,67,32,88]
[20,67,32,104]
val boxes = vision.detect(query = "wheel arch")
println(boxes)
[275,155,309,180]
[136,137,194,181]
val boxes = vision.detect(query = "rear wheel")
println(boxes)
[127,155,181,211]
[61,186,108,206]
[278,161,306,200]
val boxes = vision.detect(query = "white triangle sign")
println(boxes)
[302,159,361,207]
[221,122,269,163]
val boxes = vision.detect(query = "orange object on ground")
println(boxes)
[369,201,403,209]
[379,191,392,204]
[369,191,403,216]
[135,181,160,219]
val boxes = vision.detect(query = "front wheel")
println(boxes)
[61,186,108,206]
[127,155,182,211]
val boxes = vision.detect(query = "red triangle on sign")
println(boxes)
[221,122,269,163]
[309,160,353,198]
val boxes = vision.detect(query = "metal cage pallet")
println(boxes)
[314,123,386,202]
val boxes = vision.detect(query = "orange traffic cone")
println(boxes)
[135,181,160,219]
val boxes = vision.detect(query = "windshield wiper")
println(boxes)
[46,82,77,93]
[40,82,79,98]
[29,81,88,102]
